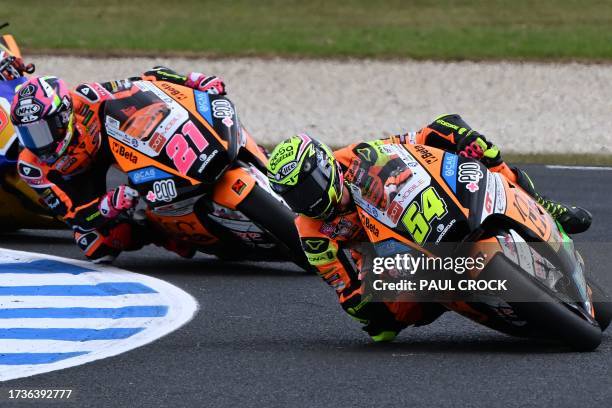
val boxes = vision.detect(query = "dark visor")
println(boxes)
[281,166,332,215]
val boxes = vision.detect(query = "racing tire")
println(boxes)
[237,184,312,272]
[482,254,602,351]
[588,278,612,332]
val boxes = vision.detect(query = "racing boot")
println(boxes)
[514,168,592,234]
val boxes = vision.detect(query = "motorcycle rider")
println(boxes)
[266,115,592,342]
[10,67,225,262]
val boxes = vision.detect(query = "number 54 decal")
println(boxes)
[401,187,448,244]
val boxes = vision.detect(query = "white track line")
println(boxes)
[0,294,169,309]
[546,165,612,171]
[0,272,159,286]
[0,248,199,382]
[0,317,159,329]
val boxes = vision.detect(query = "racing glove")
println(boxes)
[185,72,226,95]
[456,131,502,167]
[142,66,187,83]
[99,185,139,219]
[0,51,35,80]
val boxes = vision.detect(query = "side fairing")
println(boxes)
[0,77,27,167]
[349,143,470,249]
[104,81,237,186]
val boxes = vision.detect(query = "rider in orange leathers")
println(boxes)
[10,67,225,262]
[266,115,592,341]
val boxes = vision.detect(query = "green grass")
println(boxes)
[3,0,612,60]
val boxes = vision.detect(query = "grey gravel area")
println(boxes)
[33,56,612,154]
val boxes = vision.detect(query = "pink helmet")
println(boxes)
[10,76,74,163]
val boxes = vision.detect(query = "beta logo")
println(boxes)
[112,142,138,164]
[362,216,380,237]
[413,145,438,164]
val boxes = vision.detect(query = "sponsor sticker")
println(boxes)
[128,167,173,185]
[194,90,213,124]
[211,99,234,119]
[458,162,483,193]
[441,153,458,193]
[231,179,247,195]
[146,179,178,203]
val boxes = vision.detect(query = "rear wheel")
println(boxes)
[481,254,602,351]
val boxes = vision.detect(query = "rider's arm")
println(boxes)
[386,114,503,168]
[140,66,226,94]
[16,151,106,230]
[295,215,405,337]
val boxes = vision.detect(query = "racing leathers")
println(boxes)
[294,113,559,341]
[16,67,225,261]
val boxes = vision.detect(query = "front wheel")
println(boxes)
[237,184,311,271]
[482,254,602,351]
[588,277,612,332]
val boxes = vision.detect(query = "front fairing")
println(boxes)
[349,144,471,254]
[103,81,243,207]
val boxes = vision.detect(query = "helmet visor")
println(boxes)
[15,111,70,161]
[282,164,333,217]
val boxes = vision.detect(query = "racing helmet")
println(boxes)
[267,134,344,220]
[10,76,74,163]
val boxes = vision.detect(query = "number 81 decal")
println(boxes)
[401,186,448,244]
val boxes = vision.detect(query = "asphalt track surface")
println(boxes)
[1,165,611,408]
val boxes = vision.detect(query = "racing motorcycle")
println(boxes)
[0,24,63,231]
[349,142,611,351]
[103,80,307,267]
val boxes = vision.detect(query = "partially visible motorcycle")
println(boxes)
[348,142,611,350]
[0,23,63,231]
[103,79,308,267]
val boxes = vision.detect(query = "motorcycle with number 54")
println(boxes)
[349,142,611,350]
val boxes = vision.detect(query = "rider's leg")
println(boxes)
[489,162,592,234]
